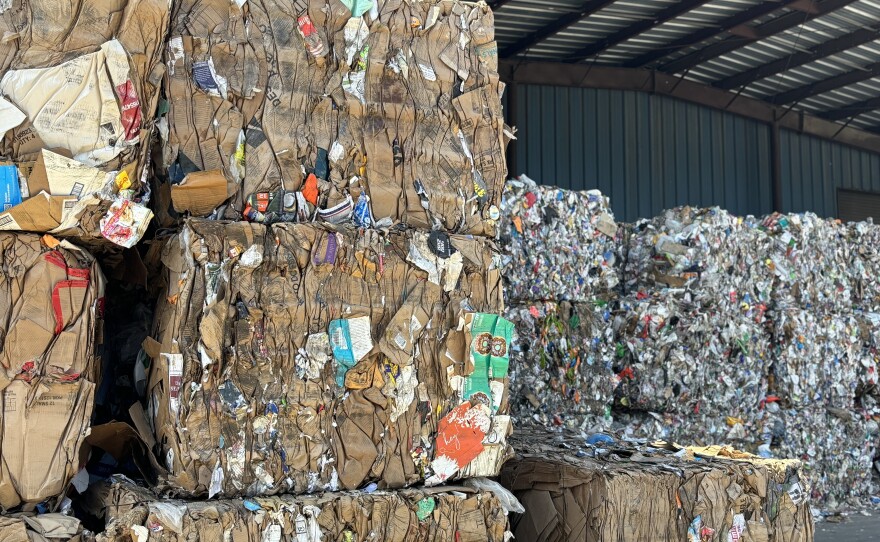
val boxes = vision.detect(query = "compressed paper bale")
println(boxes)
[499,176,624,303]
[0,232,105,510]
[770,308,880,409]
[615,296,770,421]
[763,404,877,510]
[506,301,618,432]
[0,0,169,244]
[625,207,777,311]
[500,428,813,542]
[96,478,512,542]
[148,219,513,497]
[159,0,510,235]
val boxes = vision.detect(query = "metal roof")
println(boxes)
[491,0,880,133]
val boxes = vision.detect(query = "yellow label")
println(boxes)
[115,170,131,191]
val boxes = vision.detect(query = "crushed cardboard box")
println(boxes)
[147,220,512,497]
[0,232,105,510]
[0,0,170,244]
[501,428,813,542]
[159,0,511,235]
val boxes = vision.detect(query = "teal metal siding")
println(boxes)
[510,85,776,221]
[780,130,880,218]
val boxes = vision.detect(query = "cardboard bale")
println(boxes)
[501,428,813,542]
[0,0,170,245]
[0,232,105,510]
[159,0,510,235]
[95,478,511,542]
[148,219,512,497]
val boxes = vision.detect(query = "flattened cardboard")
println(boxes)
[0,516,28,542]
[27,150,108,199]
[0,40,136,165]
[170,170,229,216]
[0,192,73,233]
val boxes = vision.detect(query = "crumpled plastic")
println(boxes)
[615,295,769,424]
[771,308,880,408]
[500,175,623,302]
[762,403,878,509]
[501,178,880,508]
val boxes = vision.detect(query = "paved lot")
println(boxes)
[815,514,880,542]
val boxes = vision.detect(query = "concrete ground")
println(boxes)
[814,514,880,542]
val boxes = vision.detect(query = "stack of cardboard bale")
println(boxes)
[122,0,516,539]
[0,0,170,533]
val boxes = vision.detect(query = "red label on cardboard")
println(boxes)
[115,80,142,142]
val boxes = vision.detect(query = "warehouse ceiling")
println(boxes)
[491,0,880,134]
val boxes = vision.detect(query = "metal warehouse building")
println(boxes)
[492,0,880,222]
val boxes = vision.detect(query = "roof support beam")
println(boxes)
[623,0,804,68]
[499,60,880,153]
[715,25,880,90]
[499,0,617,58]
[788,0,823,14]
[656,0,859,74]
[767,61,880,105]
[488,0,516,10]
[821,96,880,121]
[565,0,714,63]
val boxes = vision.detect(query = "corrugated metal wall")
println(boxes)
[507,84,880,221]
[779,130,880,218]
[509,85,776,221]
